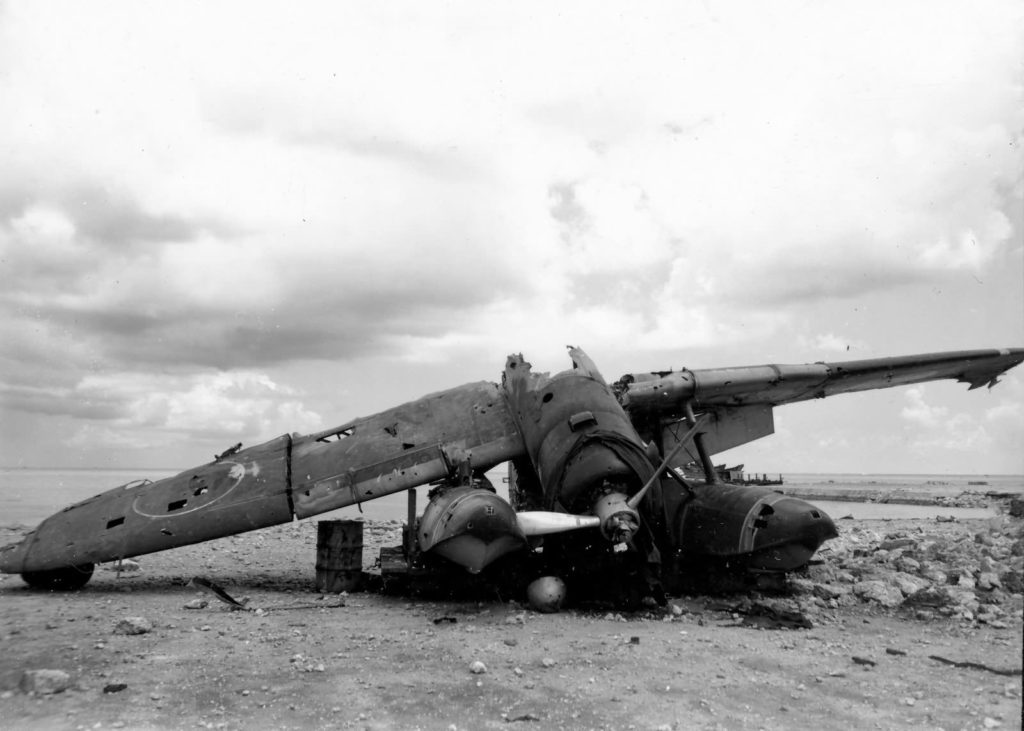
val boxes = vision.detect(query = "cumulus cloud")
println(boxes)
[796,333,868,355]
[59,370,324,452]
[0,1,1021,469]
[900,386,992,453]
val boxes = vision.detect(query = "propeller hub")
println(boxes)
[592,490,640,543]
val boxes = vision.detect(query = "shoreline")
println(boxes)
[777,484,1024,508]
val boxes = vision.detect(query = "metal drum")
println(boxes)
[315,520,363,592]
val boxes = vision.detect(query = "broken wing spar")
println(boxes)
[1,347,1021,590]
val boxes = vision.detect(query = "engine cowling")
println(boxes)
[417,486,527,573]
[500,350,656,539]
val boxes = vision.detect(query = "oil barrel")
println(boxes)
[315,520,363,592]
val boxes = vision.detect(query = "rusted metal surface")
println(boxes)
[0,382,525,574]
[616,349,1024,416]
[315,520,363,593]
[417,486,526,573]
[1,436,293,573]
[669,482,837,571]
[291,381,523,518]
[2,346,1020,592]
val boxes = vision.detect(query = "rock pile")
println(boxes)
[792,515,1024,625]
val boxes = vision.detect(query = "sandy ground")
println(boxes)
[0,517,1021,731]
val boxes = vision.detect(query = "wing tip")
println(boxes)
[958,347,1024,390]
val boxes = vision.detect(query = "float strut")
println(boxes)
[684,402,720,484]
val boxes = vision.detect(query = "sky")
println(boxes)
[0,1,1022,475]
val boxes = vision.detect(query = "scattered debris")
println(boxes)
[928,655,1023,677]
[188,577,248,609]
[526,576,566,613]
[507,712,541,722]
[740,599,814,629]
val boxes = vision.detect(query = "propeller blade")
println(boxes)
[516,511,601,537]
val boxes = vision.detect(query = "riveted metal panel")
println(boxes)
[5,435,293,573]
[291,381,524,519]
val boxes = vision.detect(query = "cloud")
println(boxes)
[796,333,868,355]
[3,4,1020,358]
[900,386,992,454]
[58,370,325,452]
[0,2,1021,471]
[901,387,950,429]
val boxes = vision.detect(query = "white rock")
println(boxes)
[957,574,977,589]
[977,572,1002,591]
[114,617,153,635]
[20,669,71,695]
[469,661,487,675]
[895,557,920,573]
[812,583,849,600]
[853,581,903,608]
[892,572,929,597]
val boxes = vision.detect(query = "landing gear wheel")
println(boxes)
[21,563,95,590]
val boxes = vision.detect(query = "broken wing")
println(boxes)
[0,381,525,573]
[615,348,1024,460]
[617,348,1024,415]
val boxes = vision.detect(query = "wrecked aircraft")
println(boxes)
[1,347,1021,604]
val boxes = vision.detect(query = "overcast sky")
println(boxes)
[1,1,1021,474]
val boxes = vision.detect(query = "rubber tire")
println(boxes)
[21,563,95,590]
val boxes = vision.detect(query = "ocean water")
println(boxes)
[1,467,1020,527]
[780,473,1024,491]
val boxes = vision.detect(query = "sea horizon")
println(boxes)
[2,466,1022,526]
[3,465,1023,477]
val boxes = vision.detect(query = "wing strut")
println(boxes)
[684,402,720,484]
[626,414,708,509]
